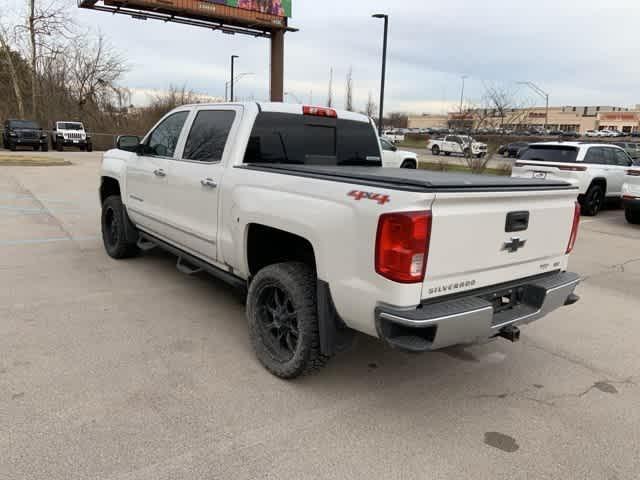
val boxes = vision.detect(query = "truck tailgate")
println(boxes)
[423,189,578,299]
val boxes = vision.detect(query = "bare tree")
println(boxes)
[67,33,127,114]
[0,26,25,117]
[18,0,74,116]
[344,66,353,111]
[483,83,517,128]
[327,67,333,107]
[365,91,376,118]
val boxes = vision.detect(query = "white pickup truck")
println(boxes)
[100,102,581,379]
[429,135,488,158]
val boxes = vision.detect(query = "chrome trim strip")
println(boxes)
[379,306,493,327]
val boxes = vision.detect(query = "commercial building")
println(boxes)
[408,105,640,134]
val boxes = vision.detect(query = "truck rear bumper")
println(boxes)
[375,271,579,353]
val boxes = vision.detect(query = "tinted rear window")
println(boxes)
[9,120,39,129]
[58,123,83,130]
[244,112,381,166]
[520,145,579,163]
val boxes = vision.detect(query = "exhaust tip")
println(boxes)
[564,293,580,306]
[499,325,520,343]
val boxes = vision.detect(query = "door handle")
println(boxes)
[201,178,217,188]
[153,168,166,177]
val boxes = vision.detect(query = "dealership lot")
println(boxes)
[2,152,640,480]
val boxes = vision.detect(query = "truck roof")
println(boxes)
[529,141,625,150]
[180,102,372,124]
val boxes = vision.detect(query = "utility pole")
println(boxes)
[372,13,389,135]
[518,81,550,130]
[230,55,239,102]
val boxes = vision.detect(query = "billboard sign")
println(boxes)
[101,0,291,28]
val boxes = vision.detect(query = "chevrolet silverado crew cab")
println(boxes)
[100,102,581,379]
[51,121,92,152]
[429,135,488,158]
[512,142,634,216]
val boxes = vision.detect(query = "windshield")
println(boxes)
[520,145,579,163]
[244,112,381,166]
[10,120,40,129]
[57,122,84,130]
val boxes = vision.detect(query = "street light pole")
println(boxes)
[372,13,388,135]
[230,55,239,102]
[459,75,467,113]
[518,81,550,130]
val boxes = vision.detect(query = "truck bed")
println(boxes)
[239,164,575,192]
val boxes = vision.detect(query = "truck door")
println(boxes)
[164,106,241,262]
[126,110,189,237]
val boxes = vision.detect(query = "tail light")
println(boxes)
[558,165,587,172]
[566,202,581,254]
[626,169,640,176]
[303,106,337,118]
[375,211,432,283]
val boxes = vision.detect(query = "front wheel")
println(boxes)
[431,145,440,156]
[101,195,139,259]
[625,207,640,224]
[581,184,604,216]
[247,262,329,379]
[33,146,40,151]
[400,159,417,169]
[87,143,93,152]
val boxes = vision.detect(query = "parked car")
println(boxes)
[382,130,405,144]
[380,137,418,168]
[512,142,634,216]
[99,102,581,379]
[585,130,599,137]
[428,135,488,158]
[2,119,48,151]
[622,168,640,224]
[500,141,530,158]
[548,130,564,136]
[561,131,581,139]
[51,121,92,152]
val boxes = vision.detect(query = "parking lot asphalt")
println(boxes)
[2,151,640,480]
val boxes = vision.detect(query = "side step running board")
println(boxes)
[137,237,157,252]
[176,257,203,276]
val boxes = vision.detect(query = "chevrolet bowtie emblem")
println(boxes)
[502,237,527,253]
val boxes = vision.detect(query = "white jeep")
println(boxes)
[51,121,92,152]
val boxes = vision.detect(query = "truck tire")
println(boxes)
[101,195,139,259]
[9,142,16,151]
[463,147,470,157]
[625,207,640,224]
[432,145,440,156]
[581,184,604,216]
[400,159,417,169]
[41,143,48,152]
[247,262,329,379]
[87,143,93,152]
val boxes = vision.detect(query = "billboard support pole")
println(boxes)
[270,30,285,102]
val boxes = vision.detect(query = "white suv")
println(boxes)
[512,142,634,216]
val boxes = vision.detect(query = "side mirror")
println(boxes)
[116,135,140,153]
[391,145,398,152]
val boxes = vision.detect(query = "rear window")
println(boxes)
[57,122,83,130]
[244,112,381,166]
[9,120,39,129]
[519,145,579,163]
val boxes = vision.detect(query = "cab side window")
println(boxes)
[380,138,394,151]
[145,111,189,158]
[183,110,236,162]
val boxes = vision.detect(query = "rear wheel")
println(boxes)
[400,159,417,169]
[33,145,39,151]
[625,207,640,224]
[41,144,48,152]
[101,195,139,259]
[431,145,440,156]
[247,262,329,379]
[581,184,605,216]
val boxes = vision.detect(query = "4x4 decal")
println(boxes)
[348,190,390,205]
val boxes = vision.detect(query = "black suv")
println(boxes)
[2,119,49,151]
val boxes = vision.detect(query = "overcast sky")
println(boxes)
[8,0,640,113]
